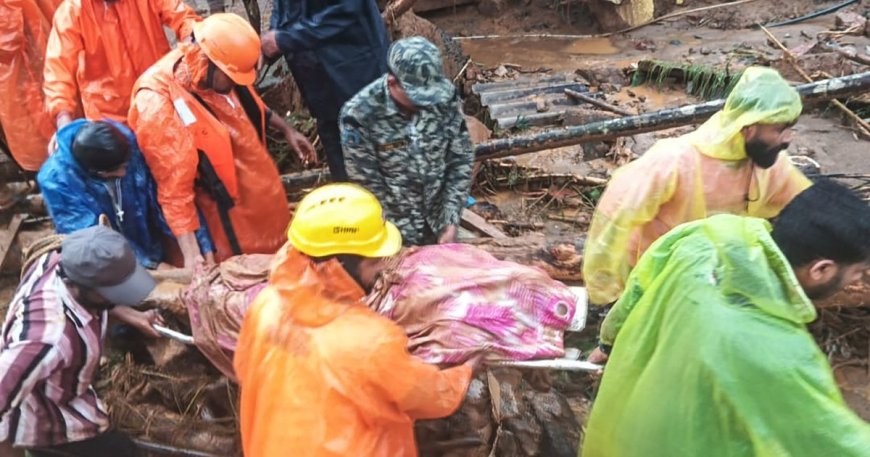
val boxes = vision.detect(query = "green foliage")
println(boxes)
[632,60,743,100]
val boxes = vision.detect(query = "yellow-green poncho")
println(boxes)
[583,214,870,457]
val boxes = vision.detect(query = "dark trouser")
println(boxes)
[316,119,346,181]
[29,430,138,457]
[285,51,349,181]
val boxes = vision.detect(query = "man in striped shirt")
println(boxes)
[0,226,162,457]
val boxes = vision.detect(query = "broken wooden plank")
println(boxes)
[0,214,26,271]
[460,208,508,238]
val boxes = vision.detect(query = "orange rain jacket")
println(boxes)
[235,246,473,457]
[43,0,198,123]
[0,0,59,171]
[129,43,290,261]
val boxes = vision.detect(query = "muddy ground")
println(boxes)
[1,0,869,456]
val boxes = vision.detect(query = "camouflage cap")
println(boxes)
[387,37,455,107]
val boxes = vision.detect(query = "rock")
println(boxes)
[478,0,506,17]
[528,391,581,457]
[588,0,655,32]
[700,47,712,55]
[494,65,509,77]
[835,12,866,32]
[488,369,541,456]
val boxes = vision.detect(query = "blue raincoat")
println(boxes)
[37,119,214,268]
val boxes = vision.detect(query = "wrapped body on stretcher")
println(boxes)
[162,243,590,380]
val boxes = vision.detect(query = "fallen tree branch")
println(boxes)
[565,89,634,116]
[759,25,870,138]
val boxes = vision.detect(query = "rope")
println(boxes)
[20,234,64,280]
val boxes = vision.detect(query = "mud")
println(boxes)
[461,37,619,70]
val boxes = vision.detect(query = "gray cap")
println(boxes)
[61,226,156,307]
[387,36,454,107]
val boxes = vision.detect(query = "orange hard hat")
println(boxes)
[193,14,260,86]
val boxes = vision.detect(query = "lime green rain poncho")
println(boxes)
[583,67,811,306]
[583,214,870,457]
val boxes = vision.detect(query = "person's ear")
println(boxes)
[741,125,757,141]
[807,259,837,282]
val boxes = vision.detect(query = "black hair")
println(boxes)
[71,121,132,172]
[311,254,366,287]
[772,179,870,267]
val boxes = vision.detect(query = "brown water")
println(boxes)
[461,37,619,70]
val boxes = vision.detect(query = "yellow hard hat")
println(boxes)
[288,183,403,258]
[193,14,260,86]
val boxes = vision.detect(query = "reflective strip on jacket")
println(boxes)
[129,43,289,261]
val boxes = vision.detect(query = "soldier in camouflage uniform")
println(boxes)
[340,37,474,246]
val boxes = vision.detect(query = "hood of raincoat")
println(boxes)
[689,67,802,161]
[268,242,367,327]
[179,41,211,91]
[656,214,814,323]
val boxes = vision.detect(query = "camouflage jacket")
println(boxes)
[340,75,474,246]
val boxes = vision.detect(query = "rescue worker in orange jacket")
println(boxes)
[0,0,61,173]
[234,183,477,457]
[129,13,315,267]
[43,0,200,128]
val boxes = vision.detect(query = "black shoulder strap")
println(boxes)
[235,86,266,143]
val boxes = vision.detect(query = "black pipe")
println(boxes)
[764,0,861,28]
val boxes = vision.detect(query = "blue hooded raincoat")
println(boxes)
[37,119,213,268]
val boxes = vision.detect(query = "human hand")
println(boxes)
[260,31,280,59]
[110,307,165,338]
[47,133,59,156]
[284,128,318,165]
[465,351,488,376]
[587,346,609,365]
[437,224,458,244]
[56,111,72,130]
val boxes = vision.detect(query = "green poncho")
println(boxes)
[583,214,870,457]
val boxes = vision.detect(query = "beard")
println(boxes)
[803,271,845,300]
[745,139,789,169]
